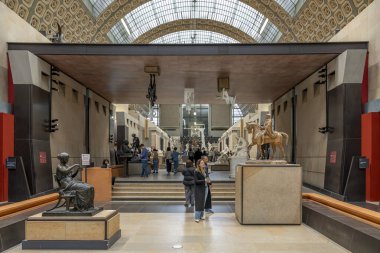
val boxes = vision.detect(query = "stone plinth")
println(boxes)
[22,210,121,250]
[235,163,302,225]
[209,163,229,171]
[229,157,248,179]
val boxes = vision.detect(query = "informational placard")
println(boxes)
[39,151,47,164]
[81,154,90,166]
[329,151,337,164]
[6,157,16,170]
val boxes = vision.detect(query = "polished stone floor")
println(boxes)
[7,213,349,253]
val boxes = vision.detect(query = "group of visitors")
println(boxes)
[164,147,180,175]
[182,156,214,222]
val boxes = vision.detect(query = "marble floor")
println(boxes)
[7,213,349,253]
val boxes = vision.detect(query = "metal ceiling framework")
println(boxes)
[90,0,296,43]
[106,0,284,44]
[133,19,256,44]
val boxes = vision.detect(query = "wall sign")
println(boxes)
[330,151,337,164]
[39,151,47,164]
[6,157,16,170]
[81,154,90,166]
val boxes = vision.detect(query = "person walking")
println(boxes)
[152,148,159,174]
[164,147,172,175]
[171,147,180,174]
[140,144,149,177]
[194,159,208,222]
[182,160,195,207]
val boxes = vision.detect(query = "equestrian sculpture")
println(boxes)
[246,119,289,160]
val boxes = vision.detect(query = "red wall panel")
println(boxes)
[0,113,14,202]
[362,112,380,201]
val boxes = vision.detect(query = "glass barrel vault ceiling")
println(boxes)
[88,0,302,18]
[108,0,284,44]
[151,30,240,44]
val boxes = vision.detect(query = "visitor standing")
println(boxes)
[171,147,180,174]
[140,144,149,177]
[194,159,208,222]
[152,148,159,174]
[182,160,195,207]
[164,147,172,175]
[188,148,194,162]
[202,156,214,214]
[209,147,215,162]
[194,148,203,164]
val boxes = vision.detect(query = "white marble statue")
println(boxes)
[232,137,249,158]
[216,146,231,164]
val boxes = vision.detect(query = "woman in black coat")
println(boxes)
[194,159,208,222]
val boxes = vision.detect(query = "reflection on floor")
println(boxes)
[7,213,349,253]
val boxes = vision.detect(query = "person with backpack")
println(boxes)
[182,160,195,207]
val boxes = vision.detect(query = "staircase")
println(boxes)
[112,181,235,201]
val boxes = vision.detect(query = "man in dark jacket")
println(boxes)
[182,160,195,207]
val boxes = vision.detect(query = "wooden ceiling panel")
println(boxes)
[40,54,336,104]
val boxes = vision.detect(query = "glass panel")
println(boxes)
[232,104,243,125]
[151,30,239,44]
[275,0,303,17]
[89,0,114,17]
[109,0,281,44]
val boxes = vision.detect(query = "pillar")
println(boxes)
[0,113,14,202]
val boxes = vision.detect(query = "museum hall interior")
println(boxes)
[1,0,380,252]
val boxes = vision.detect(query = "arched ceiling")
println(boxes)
[132,19,256,44]
[92,0,295,43]
[150,30,240,44]
[0,0,374,43]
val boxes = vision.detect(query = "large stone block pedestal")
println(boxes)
[235,161,302,224]
[22,210,121,250]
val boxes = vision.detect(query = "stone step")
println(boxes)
[112,191,235,197]
[112,187,235,192]
[113,183,235,188]
[112,196,235,201]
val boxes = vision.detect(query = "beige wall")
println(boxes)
[0,2,49,112]
[294,69,328,189]
[50,72,86,172]
[89,92,110,166]
[273,90,293,161]
[330,0,378,101]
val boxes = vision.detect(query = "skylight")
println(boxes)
[109,0,281,44]
[151,30,240,44]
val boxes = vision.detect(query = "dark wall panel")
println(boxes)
[324,84,361,195]
[12,84,53,199]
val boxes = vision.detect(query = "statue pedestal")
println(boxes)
[228,157,248,179]
[235,162,302,225]
[22,210,121,250]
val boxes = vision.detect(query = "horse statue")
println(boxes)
[245,121,288,160]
